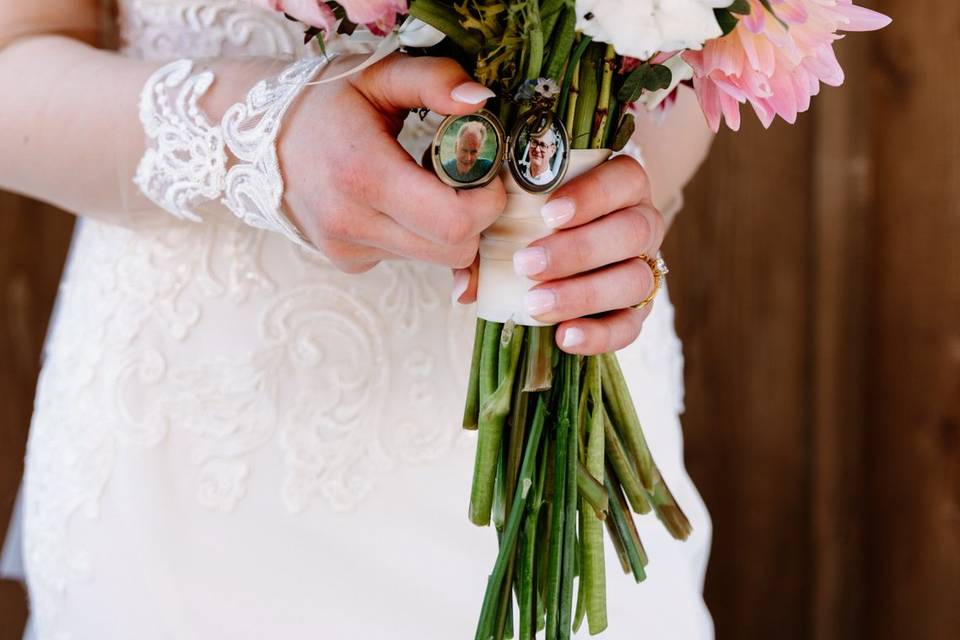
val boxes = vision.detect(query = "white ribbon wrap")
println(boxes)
[477,149,612,326]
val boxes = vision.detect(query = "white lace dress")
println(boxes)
[4,1,714,638]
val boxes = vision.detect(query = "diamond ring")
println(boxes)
[632,254,668,311]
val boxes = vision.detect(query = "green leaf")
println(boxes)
[713,9,738,36]
[616,64,672,103]
[611,113,635,152]
[728,0,751,14]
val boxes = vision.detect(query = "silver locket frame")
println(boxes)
[431,108,570,194]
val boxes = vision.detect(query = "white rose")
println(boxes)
[575,0,734,60]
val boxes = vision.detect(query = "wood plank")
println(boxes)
[865,1,960,637]
[808,34,874,640]
[664,112,813,639]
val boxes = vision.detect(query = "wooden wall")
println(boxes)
[1,1,957,638]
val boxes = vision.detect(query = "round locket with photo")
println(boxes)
[506,109,570,194]
[430,107,571,194]
[431,110,505,189]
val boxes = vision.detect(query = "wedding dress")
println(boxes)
[1,1,714,638]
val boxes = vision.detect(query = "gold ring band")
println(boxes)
[632,254,668,310]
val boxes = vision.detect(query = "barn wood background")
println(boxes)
[1,1,958,637]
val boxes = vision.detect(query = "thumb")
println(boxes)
[352,53,495,117]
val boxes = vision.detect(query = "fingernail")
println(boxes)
[451,82,496,105]
[561,327,585,349]
[540,197,575,228]
[451,269,469,304]
[523,288,556,316]
[513,247,548,276]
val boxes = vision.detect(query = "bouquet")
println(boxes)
[263,1,890,638]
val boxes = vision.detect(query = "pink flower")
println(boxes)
[339,0,408,36]
[253,0,407,37]
[683,0,890,131]
[256,0,336,34]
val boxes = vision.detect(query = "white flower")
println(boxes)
[575,0,734,60]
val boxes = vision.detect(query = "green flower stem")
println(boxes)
[590,44,617,149]
[600,352,655,490]
[408,0,482,55]
[523,326,555,391]
[498,322,518,383]
[605,469,648,583]
[519,446,547,640]
[602,407,651,514]
[474,393,550,640]
[463,318,487,430]
[558,355,580,639]
[576,462,608,518]
[582,358,607,633]
[558,36,592,124]
[544,363,570,639]
[572,43,601,149]
[542,7,576,82]
[471,324,525,526]
[573,507,587,634]
[480,321,502,406]
[648,475,693,541]
[604,512,632,575]
[524,1,544,82]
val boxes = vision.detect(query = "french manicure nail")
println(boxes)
[451,82,496,105]
[540,197,575,228]
[523,289,556,316]
[451,269,469,304]
[561,328,585,349]
[513,247,548,276]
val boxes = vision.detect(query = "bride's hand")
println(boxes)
[278,54,507,273]
[455,155,665,356]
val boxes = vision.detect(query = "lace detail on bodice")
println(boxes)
[119,0,315,60]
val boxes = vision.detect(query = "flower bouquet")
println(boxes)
[266,0,889,638]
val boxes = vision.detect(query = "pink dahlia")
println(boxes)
[683,0,890,131]
[254,0,407,37]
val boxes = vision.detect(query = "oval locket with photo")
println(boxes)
[430,108,570,194]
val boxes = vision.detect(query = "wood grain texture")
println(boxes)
[863,1,960,638]
[664,115,814,639]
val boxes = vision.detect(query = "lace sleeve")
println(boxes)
[133,55,333,250]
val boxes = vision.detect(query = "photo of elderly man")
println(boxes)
[443,120,493,183]
[522,127,558,187]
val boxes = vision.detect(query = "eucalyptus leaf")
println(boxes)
[713,8,738,36]
[611,113,635,152]
[616,64,672,103]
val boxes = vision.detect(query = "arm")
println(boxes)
[631,86,715,230]
[0,0,506,271]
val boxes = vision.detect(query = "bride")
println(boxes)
[0,1,715,637]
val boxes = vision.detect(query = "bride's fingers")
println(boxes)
[365,213,480,268]
[352,53,495,117]
[538,154,652,230]
[555,304,654,355]
[514,205,663,281]
[523,258,655,324]
[452,258,480,304]
[312,236,400,273]
[360,141,506,246]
